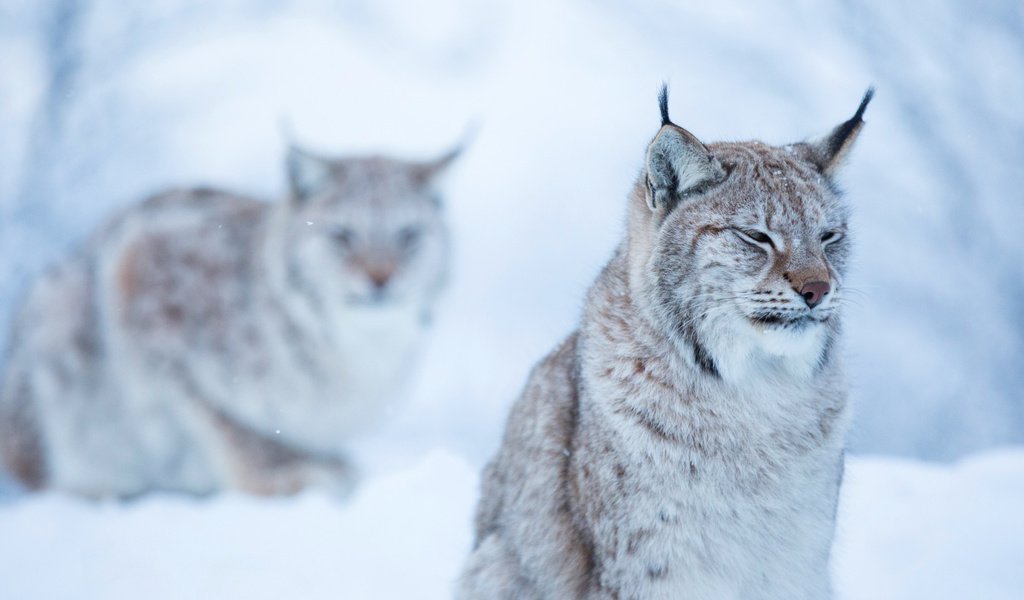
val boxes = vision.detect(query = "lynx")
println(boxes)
[0,142,460,498]
[459,87,872,599]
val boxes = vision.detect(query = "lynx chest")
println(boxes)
[574,375,845,599]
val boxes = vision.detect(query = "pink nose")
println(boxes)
[799,281,830,308]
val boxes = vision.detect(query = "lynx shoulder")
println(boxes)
[459,87,872,599]
[0,143,460,498]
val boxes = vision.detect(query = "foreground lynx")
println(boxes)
[0,142,459,498]
[459,87,872,599]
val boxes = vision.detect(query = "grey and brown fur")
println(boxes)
[459,87,872,599]
[0,142,461,498]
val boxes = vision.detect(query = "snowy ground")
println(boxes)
[1,449,1022,600]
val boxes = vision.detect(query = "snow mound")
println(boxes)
[835,449,1024,600]
[0,449,1022,599]
[0,450,477,600]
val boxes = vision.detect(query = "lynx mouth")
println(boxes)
[748,313,817,331]
[346,293,396,307]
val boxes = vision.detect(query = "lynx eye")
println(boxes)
[397,226,422,251]
[821,230,843,245]
[732,228,775,249]
[331,227,356,248]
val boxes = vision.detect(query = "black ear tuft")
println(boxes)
[854,87,875,122]
[658,83,672,127]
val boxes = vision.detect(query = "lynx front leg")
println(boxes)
[0,371,47,491]
[458,534,544,600]
[204,405,358,497]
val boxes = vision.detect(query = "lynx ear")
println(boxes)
[286,145,332,203]
[645,86,725,211]
[799,87,874,175]
[410,144,462,188]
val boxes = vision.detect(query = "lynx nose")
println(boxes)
[799,281,830,309]
[367,267,395,291]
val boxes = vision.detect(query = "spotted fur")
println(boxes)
[459,88,871,599]
[0,144,459,498]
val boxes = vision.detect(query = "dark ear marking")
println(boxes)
[799,87,874,175]
[824,87,874,160]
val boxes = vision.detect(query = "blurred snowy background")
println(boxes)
[0,0,1022,598]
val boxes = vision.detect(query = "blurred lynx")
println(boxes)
[0,142,460,498]
[459,87,872,599]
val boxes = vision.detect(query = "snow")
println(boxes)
[835,450,1024,600]
[0,451,476,600]
[1,449,1022,599]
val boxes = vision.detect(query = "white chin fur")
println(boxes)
[706,317,826,383]
[753,321,826,358]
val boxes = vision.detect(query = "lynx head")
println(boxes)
[629,87,872,381]
[280,144,459,309]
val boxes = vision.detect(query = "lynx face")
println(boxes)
[640,88,871,380]
[283,149,457,308]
